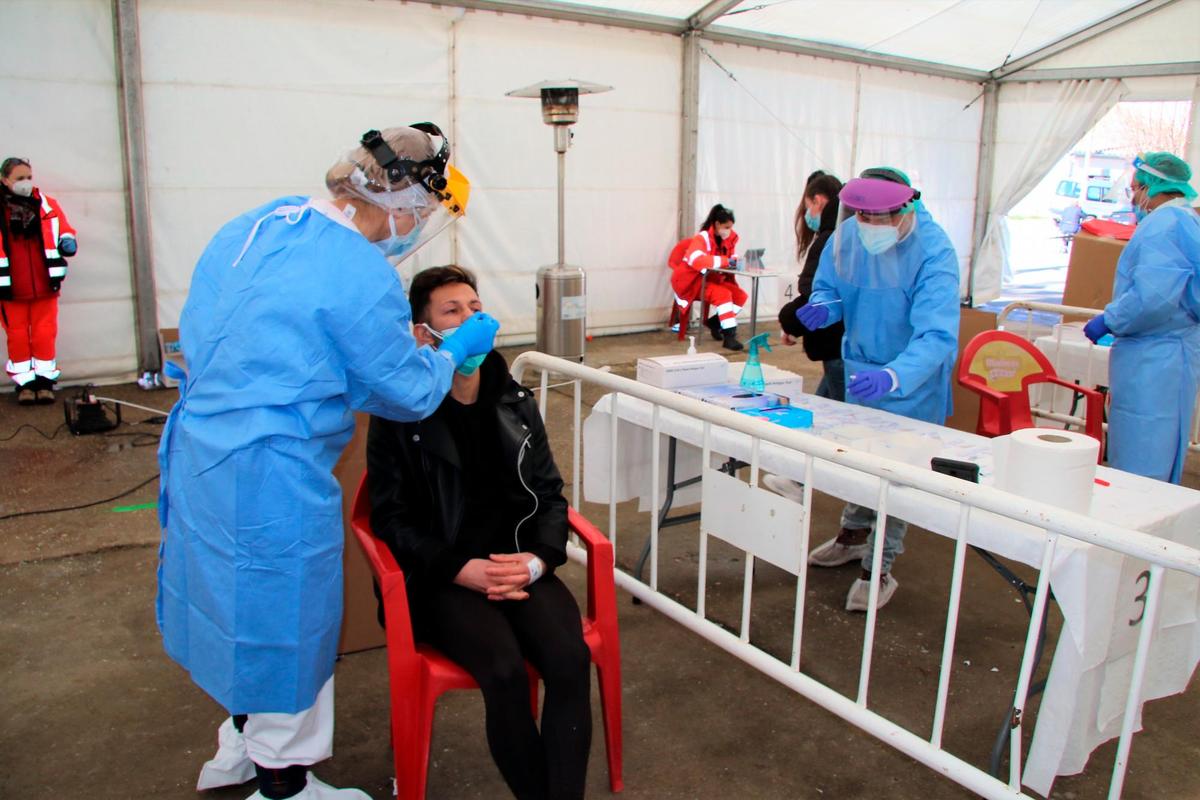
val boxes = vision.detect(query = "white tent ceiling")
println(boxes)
[466,0,1199,80]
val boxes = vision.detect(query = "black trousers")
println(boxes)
[410,575,592,800]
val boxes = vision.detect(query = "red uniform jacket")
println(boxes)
[0,190,76,301]
[669,226,739,303]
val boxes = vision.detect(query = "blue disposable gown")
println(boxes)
[156,197,455,714]
[1103,202,1200,483]
[809,210,960,423]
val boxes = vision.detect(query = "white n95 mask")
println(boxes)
[11,179,33,198]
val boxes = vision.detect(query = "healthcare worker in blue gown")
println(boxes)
[157,124,499,800]
[794,167,960,612]
[1084,152,1200,484]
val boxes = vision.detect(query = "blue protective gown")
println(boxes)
[1103,201,1200,484]
[809,210,960,424]
[156,197,455,714]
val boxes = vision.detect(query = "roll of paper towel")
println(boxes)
[992,428,1100,514]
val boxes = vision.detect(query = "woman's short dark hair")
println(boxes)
[795,172,843,259]
[699,203,734,233]
[1,157,30,178]
[408,265,478,324]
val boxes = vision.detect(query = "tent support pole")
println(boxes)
[112,0,161,373]
[966,81,999,307]
[678,30,701,240]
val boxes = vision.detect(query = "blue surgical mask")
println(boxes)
[374,212,422,259]
[857,221,899,255]
[804,211,821,232]
[424,323,488,376]
[1133,204,1149,224]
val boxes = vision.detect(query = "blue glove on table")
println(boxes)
[58,236,77,257]
[847,369,895,402]
[796,302,830,330]
[439,312,500,367]
[1083,314,1110,344]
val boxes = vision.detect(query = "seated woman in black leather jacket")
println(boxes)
[366,265,591,800]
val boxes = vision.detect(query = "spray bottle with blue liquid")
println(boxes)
[739,332,772,393]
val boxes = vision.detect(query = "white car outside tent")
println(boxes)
[1,0,1197,387]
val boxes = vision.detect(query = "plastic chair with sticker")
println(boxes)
[957,329,1105,450]
[350,476,624,800]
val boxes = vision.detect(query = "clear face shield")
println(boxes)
[832,177,920,290]
[348,124,471,264]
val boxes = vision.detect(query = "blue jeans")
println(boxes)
[841,502,907,575]
[816,358,845,403]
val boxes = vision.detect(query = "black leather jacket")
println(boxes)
[366,350,568,586]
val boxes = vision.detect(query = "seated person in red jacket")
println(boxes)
[668,203,747,351]
[367,265,591,800]
[1,157,77,405]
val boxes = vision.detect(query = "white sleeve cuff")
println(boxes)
[526,556,545,585]
[884,368,899,392]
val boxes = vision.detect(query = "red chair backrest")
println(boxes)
[350,479,416,654]
[958,330,1058,397]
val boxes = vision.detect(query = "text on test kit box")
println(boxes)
[636,353,729,390]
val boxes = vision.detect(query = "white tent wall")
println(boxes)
[696,43,982,320]
[0,0,139,382]
[696,44,858,323]
[853,66,983,286]
[136,0,456,330]
[452,12,682,342]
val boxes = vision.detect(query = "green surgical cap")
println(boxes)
[859,166,924,213]
[1134,151,1197,201]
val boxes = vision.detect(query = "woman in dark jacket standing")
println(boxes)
[367,265,591,800]
[778,171,845,400]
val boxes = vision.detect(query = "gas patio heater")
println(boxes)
[506,79,612,361]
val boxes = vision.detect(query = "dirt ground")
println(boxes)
[1,330,1197,800]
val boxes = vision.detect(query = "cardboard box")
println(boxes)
[335,412,386,654]
[1062,232,1127,313]
[636,353,728,390]
[946,306,997,433]
[158,327,186,388]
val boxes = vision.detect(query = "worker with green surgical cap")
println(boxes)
[1083,151,1200,483]
[795,166,960,612]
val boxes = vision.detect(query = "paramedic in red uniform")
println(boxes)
[0,157,76,405]
[669,203,747,351]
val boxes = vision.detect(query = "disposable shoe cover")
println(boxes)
[245,773,371,800]
[197,717,255,790]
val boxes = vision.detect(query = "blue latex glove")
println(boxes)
[795,302,830,330]
[1083,314,1110,344]
[439,311,500,367]
[847,369,895,402]
[58,236,77,257]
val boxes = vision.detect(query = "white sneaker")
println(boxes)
[808,536,870,567]
[197,717,255,790]
[761,473,805,502]
[845,575,899,612]
[245,773,371,799]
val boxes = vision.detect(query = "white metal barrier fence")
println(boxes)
[996,300,1200,452]
[512,351,1200,800]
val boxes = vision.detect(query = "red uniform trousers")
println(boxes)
[703,277,747,330]
[2,296,59,385]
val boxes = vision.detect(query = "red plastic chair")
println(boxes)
[957,330,1105,451]
[668,296,710,341]
[350,477,624,799]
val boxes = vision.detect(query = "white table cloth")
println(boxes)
[583,391,1200,794]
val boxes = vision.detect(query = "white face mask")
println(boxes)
[11,179,33,198]
[716,228,732,240]
[857,221,900,255]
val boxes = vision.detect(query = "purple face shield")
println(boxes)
[839,178,916,215]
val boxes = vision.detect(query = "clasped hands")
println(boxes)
[455,553,538,601]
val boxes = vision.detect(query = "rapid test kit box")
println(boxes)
[636,353,729,390]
